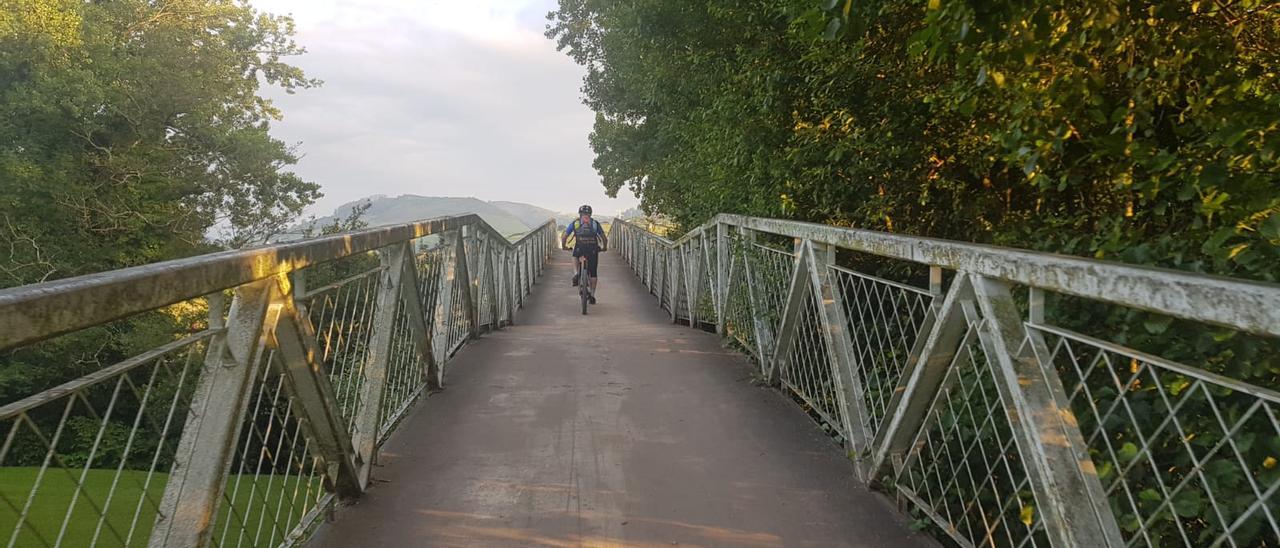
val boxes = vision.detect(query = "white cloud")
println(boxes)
[250,0,640,217]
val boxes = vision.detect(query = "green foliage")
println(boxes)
[551,1,1280,544]
[0,0,321,287]
[547,0,1279,282]
[0,0,323,485]
[0,468,322,546]
[297,200,377,289]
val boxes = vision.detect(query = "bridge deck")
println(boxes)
[310,251,926,547]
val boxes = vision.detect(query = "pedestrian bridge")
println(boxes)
[0,214,1276,547]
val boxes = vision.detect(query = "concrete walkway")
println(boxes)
[310,249,927,547]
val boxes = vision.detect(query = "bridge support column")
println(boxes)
[514,244,523,311]
[509,245,518,320]
[688,236,703,329]
[683,242,697,326]
[150,280,275,548]
[490,242,502,326]
[521,241,529,304]
[668,243,683,324]
[738,227,775,377]
[715,222,728,334]
[646,235,656,295]
[969,277,1125,547]
[699,228,715,327]
[472,231,490,334]
[270,279,364,498]
[660,244,670,308]
[499,247,512,327]
[540,224,549,276]
[523,240,531,300]
[455,226,478,340]
[866,274,973,478]
[398,244,441,387]
[431,230,459,378]
[805,240,872,463]
[765,239,810,386]
[346,242,434,490]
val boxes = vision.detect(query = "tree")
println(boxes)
[0,0,321,426]
[549,1,1280,543]
[0,0,321,288]
[547,0,1280,283]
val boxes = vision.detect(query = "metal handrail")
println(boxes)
[0,215,557,547]
[612,216,1280,548]
[703,214,1277,336]
[0,215,555,350]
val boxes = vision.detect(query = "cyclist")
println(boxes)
[562,204,607,304]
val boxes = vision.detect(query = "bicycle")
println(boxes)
[565,244,604,315]
[577,253,591,315]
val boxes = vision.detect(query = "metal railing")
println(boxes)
[611,215,1280,548]
[0,215,556,547]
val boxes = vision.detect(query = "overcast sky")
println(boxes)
[250,0,640,217]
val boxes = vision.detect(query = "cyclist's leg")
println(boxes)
[571,246,583,285]
[586,248,600,295]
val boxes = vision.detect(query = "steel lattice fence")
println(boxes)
[611,216,1280,548]
[0,215,556,547]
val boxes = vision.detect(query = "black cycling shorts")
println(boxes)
[573,244,600,278]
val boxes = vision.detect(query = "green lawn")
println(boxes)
[0,468,325,547]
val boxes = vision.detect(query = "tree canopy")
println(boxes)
[549,3,1280,541]
[0,0,321,442]
[548,0,1280,283]
[0,0,320,287]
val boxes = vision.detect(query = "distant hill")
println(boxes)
[490,201,570,229]
[489,202,617,227]
[316,195,534,238]
[292,195,624,244]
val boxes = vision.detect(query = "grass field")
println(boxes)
[0,468,325,547]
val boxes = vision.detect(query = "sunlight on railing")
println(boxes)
[0,215,555,547]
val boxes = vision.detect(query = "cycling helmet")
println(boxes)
[578,205,593,215]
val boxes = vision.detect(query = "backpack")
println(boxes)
[573,219,600,245]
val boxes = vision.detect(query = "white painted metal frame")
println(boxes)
[611,215,1280,548]
[0,215,556,547]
